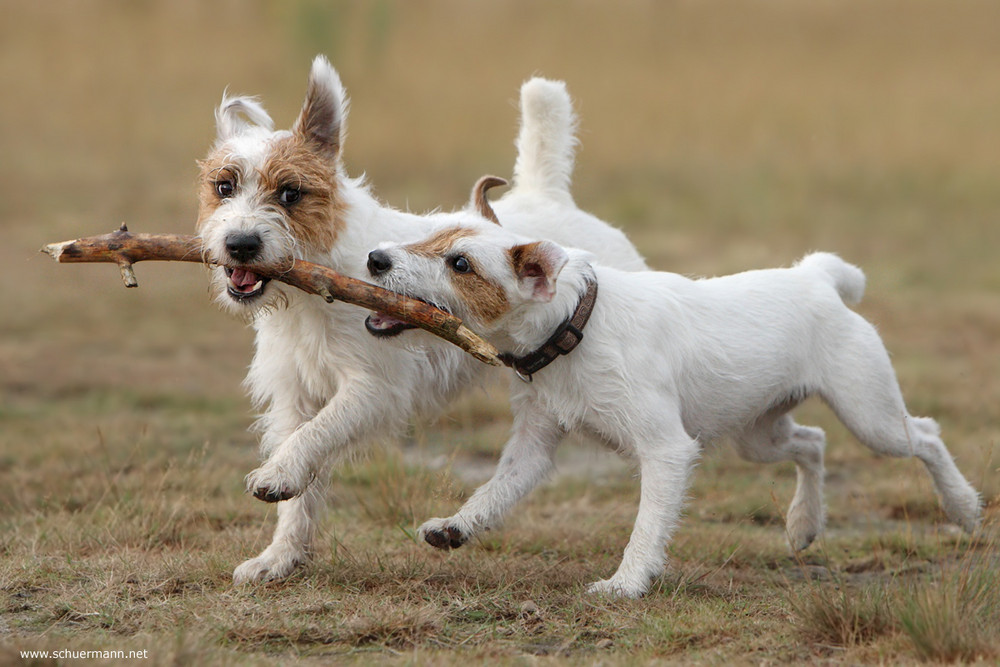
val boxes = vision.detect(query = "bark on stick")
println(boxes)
[41,226,502,366]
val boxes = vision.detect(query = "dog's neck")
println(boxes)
[498,276,597,380]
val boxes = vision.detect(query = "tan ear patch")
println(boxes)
[509,241,546,278]
[508,241,567,301]
[294,76,342,160]
[471,175,508,225]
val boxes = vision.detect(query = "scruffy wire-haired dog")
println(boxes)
[195,56,647,584]
[365,221,982,598]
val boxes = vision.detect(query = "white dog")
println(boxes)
[195,56,647,584]
[365,221,982,598]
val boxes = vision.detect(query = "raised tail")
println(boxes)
[795,252,866,305]
[510,78,578,202]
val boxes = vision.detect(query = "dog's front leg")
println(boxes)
[234,395,327,584]
[245,380,402,503]
[235,381,401,585]
[587,419,700,598]
[419,397,564,549]
[233,479,325,584]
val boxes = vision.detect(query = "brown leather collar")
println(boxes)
[498,278,598,382]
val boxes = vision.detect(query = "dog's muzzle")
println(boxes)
[364,249,416,335]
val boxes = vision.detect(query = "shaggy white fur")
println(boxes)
[369,222,982,598]
[194,56,647,584]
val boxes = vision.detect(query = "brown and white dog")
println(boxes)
[195,56,647,584]
[366,220,981,597]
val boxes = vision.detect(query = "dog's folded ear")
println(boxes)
[215,96,274,143]
[293,55,348,162]
[470,175,508,225]
[509,240,569,302]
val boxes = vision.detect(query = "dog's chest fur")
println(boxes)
[243,194,484,428]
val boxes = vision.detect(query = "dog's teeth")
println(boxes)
[252,280,263,291]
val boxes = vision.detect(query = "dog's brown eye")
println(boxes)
[215,180,235,198]
[449,255,471,274]
[278,186,301,206]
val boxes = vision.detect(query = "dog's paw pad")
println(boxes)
[253,485,296,503]
[424,525,467,550]
[245,465,306,503]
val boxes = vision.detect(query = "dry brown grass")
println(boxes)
[898,536,1000,658]
[3,1,1000,664]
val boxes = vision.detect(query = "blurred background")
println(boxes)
[2,0,998,532]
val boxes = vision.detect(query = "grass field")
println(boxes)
[2,1,999,664]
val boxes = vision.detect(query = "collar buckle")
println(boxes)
[551,323,584,354]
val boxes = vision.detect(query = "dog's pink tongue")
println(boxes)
[231,268,259,289]
[370,312,405,328]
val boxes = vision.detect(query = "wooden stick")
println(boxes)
[41,225,503,367]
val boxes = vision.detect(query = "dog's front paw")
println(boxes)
[233,544,306,584]
[586,576,648,599]
[418,517,470,550]
[245,462,309,503]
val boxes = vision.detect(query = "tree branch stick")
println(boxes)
[41,226,503,367]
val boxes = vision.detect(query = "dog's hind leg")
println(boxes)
[820,320,981,532]
[733,413,826,551]
[419,398,564,550]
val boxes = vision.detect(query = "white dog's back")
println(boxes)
[572,254,867,442]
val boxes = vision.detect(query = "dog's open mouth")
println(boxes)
[365,297,448,338]
[365,312,417,337]
[225,267,271,301]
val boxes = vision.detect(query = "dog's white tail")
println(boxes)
[511,78,578,203]
[796,252,866,305]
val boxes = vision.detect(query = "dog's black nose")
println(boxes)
[367,249,393,276]
[225,232,262,263]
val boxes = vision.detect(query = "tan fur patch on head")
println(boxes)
[452,270,510,324]
[404,226,478,258]
[261,136,344,253]
[195,155,238,230]
[405,226,510,324]
[194,137,344,254]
